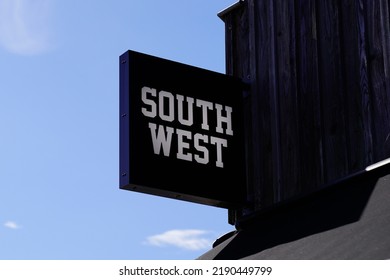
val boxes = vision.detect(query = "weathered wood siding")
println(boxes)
[221,0,390,216]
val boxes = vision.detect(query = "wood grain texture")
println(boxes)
[220,0,390,222]
[366,0,390,161]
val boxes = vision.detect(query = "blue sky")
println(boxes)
[0,0,237,259]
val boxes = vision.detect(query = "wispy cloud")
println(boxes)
[4,221,21,230]
[0,0,53,55]
[145,229,213,251]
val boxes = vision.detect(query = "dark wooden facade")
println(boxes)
[219,0,390,223]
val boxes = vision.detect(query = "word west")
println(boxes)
[141,86,234,168]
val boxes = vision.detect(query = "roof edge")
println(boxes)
[217,0,245,20]
[235,157,390,230]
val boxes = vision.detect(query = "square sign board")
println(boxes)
[120,50,246,208]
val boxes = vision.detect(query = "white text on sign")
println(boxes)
[141,86,234,168]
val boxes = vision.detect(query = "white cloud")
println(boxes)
[145,229,213,251]
[0,0,53,55]
[4,221,21,230]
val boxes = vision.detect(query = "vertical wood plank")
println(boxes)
[250,0,279,208]
[223,2,252,224]
[339,0,373,170]
[357,0,375,166]
[316,0,349,181]
[366,0,390,161]
[274,0,300,200]
[295,0,324,191]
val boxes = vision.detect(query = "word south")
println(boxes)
[141,86,234,168]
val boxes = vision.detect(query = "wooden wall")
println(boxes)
[220,0,390,221]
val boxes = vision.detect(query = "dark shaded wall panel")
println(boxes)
[220,0,390,223]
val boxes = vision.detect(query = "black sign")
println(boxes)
[119,50,246,208]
